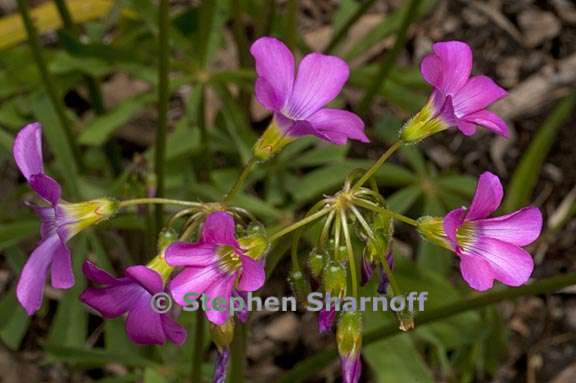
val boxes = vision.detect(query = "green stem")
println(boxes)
[352,141,401,191]
[325,0,377,53]
[224,157,257,204]
[285,0,298,51]
[358,0,423,115]
[269,208,332,243]
[155,0,170,233]
[353,198,417,227]
[230,324,246,383]
[279,272,576,383]
[340,210,359,298]
[16,0,82,169]
[190,313,205,382]
[119,198,201,208]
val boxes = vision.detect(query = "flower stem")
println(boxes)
[224,157,257,204]
[230,324,246,383]
[190,313,205,382]
[269,208,332,243]
[155,0,170,233]
[352,198,418,227]
[352,141,402,191]
[340,210,359,299]
[16,0,82,170]
[358,0,423,115]
[119,198,201,209]
[278,271,576,383]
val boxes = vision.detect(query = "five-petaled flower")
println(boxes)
[166,211,266,325]
[402,41,509,143]
[442,171,542,291]
[80,260,187,345]
[250,36,368,159]
[13,123,117,315]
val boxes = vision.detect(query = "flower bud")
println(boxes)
[252,120,295,161]
[318,307,337,333]
[308,248,327,279]
[210,318,235,351]
[288,269,310,305]
[323,262,347,297]
[213,348,230,383]
[377,251,395,294]
[417,216,452,250]
[337,312,362,383]
[360,256,374,286]
[400,100,449,144]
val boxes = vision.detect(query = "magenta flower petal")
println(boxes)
[125,265,163,294]
[465,171,503,221]
[431,41,472,94]
[165,242,218,267]
[83,260,121,285]
[204,276,235,325]
[458,253,495,291]
[162,315,187,345]
[306,108,368,145]
[250,37,295,111]
[420,53,442,89]
[456,120,477,136]
[169,265,224,306]
[81,284,140,318]
[286,52,349,120]
[452,76,507,117]
[201,212,238,247]
[318,307,336,333]
[237,255,265,292]
[125,294,167,345]
[475,207,542,247]
[29,174,61,206]
[16,235,59,315]
[12,122,44,181]
[213,349,230,383]
[463,110,509,138]
[341,354,362,383]
[462,237,534,287]
[50,242,74,289]
[443,208,467,249]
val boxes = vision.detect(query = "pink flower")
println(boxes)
[80,261,187,345]
[166,212,265,325]
[250,37,368,159]
[421,41,509,137]
[443,172,542,291]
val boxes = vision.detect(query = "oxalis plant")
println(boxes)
[12,33,556,383]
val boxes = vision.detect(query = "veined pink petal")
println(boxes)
[461,237,534,287]
[443,208,467,249]
[165,242,217,267]
[463,110,509,138]
[204,276,235,325]
[169,265,223,306]
[80,283,142,318]
[201,212,239,247]
[286,52,349,120]
[238,255,265,292]
[456,120,477,136]
[125,265,163,294]
[50,241,74,289]
[250,37,295,111]
[16,234,59,315]
[13,122,44,181]
[431,41,472,94]
[161,315,187,345]
[458,253,495,291]
[452,76,507,117]
[29,174,61,206]
[475,207,542,246]
[466,172,503,221]
[306,108,369,144]
[125,294,167,345]
[420,53,443,89]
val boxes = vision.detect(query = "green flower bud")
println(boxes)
[336,311,362,357]
[288,269,310,304]
[308,248,327,279]
[323,262,347,297]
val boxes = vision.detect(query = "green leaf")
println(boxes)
[79,93,155,146]
[503,93,576,211]
[387,185,421,213]
[44,344,155,367]
[0,220,39,251]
